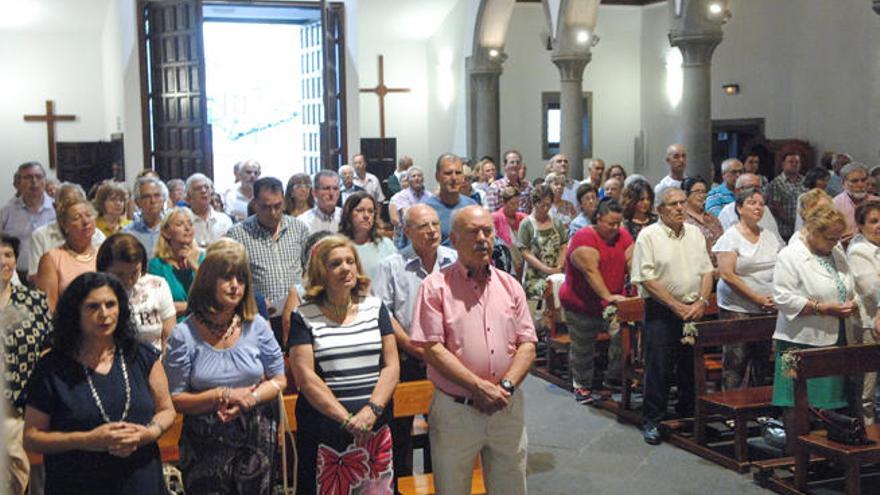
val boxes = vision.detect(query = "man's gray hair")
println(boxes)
[402,203,436,229]
[720,158,739,174]
[655,185,683,208]
[735,172,760,190]
[14,161,46,183]
[185,173,213,195]
[133,176,169,201]
[406,166,423,181]
[435,152,460,175]
[313,169,339,188]
[832,153,853,170]
[840,161,869,181]
[449,204,493,233]
[339,164,354,174]
[54,182,86,202]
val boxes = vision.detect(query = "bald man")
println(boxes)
[654,144,687,197]
[410,205,536,495]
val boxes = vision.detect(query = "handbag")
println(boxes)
[810,407,874,446]
[163,463,185,495]
[277,391,298,495]
[759,417,787,451]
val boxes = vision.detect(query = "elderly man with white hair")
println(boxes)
[389,166,432,247]
[186,173,232,247]
[833,161,880,241]
[338,164,364,207]
[705,158,744,216]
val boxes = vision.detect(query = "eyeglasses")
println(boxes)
[19,174,44,182]
[317,186,340,192]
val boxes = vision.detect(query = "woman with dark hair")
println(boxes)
[568,183,599,237]
[518,184,569,300]
[682,176,724,268]
[288,235,399,494]
[795,167,833,233]
[712,189,782,389]
[621,179,657,241]
[97,233,176,351]
[285,173,314,217]
[339,190,396,281]
[560,199,633,405]
[604,164,627,186]
[846,200,880,424]
[1,232,52,494]
[23,272,175,494]
[164,244,286,494]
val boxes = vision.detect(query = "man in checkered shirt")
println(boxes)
[764,152,806,241]
[226,176,309,345]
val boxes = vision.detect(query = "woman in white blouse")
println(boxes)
[712,189,783,390]
[772,204,858,447]
[846,200,880,424]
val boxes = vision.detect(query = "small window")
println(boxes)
[541,91,592,160]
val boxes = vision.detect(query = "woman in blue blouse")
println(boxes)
[148,207,204,321]
[163,245,286,494]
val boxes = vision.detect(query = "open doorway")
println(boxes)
[203,4,321,194]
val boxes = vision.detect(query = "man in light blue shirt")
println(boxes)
[705,158,743,216]
[372,203,456,477]
[123,176,168,259]
[424,153,476,246]
[0,162,56,275]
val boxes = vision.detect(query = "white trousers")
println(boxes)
[429,390,528,495]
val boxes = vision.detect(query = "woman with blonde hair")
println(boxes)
[771,204,857,449]
[164,243,286,494]
[93,181,131,236]
[147,207,203,320]
[793,187,833,242]
[546,172,577,230]
[288,234,399,494]
[36,197,99,311]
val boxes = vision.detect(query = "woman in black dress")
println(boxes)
[23,272,176,495]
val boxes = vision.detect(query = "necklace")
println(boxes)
[83,350,131,424]
[323,298,352,318]
[195,312,237,340]
[65,244,95,262]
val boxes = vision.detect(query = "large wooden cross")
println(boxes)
[359,55,410,139]
[23,100,76,169]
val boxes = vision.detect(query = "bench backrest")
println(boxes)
[692,314,776,395]
[791,344,880,437]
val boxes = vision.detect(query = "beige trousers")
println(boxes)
[6,416,30,495]
[848,326,878,425]
[429,390,528,495]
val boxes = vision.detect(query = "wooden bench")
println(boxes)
[789,345,880,495]
[599,296,721,425]
[666,315,779,471]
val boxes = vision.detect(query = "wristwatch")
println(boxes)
[367,401,385,417]
[500,379,515,395]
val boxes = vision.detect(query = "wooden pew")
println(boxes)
[665,315,778,471]
[597,296,721,425]
[786,345,880,495]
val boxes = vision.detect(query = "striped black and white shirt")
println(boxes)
[289,296,393,412]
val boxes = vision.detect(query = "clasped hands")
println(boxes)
[89,422,155,458]
[343,407,379,444]
[471,379,511,416]
[216,385,259,422]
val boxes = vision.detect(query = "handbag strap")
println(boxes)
[277,391,298,494]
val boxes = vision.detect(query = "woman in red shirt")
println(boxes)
[559,198,633,405]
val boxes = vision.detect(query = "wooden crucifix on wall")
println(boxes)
[359,55,410,139]
[23,100,76,169]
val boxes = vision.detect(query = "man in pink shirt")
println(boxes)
[410,205,537,495]
[833,162,879,244]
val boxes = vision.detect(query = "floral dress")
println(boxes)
[517,216,569,299]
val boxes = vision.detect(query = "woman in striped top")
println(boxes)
[288,235,399,495]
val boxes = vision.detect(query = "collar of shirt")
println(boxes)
[312,206,336,222]
[450,260,493,282]
[14,193,53,214]
[659,219,687,240]
[245,215,289,239]
[402,245,457,275]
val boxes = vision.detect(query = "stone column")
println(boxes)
[669,34,721,181]
[467,54,505,163]
[552,55,590,181]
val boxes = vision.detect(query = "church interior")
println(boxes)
[3,1,880,494]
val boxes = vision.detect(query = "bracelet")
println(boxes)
[813,300,821,315]
[340,413,353,430]
[367,401,384,417]
[249,390,260,403]
[146,419,164,436]
[267,379,282,394]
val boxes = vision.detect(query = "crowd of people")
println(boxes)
[1,145,879,494]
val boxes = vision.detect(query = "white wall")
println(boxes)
[0,31,109,204]
[639,0,880,181]
[500,4,643,182]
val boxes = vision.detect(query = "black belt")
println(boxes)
[439,389,476,407]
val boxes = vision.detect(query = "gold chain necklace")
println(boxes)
[323,298,352,319]
[65,243,95,262]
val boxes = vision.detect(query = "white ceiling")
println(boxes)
[0,0,111,34]
[359,0,460,41]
